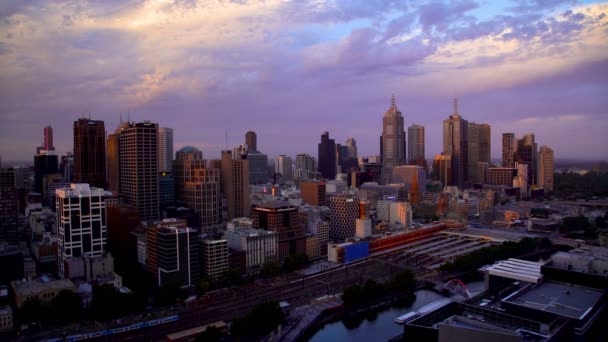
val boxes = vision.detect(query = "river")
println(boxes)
[307,281,485,342]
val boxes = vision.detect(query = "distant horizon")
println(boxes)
[1,1,607,161]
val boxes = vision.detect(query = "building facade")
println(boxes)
[56,183,106,278]
[381,96,406,184]
[502,133,515,168]
[245,131,257,152]
[0,169,18,245]
[443,99,468,188]
[73,118,106,188]
[158,127,174,173]
[225,227,278,272]
[318,132,336,180]
[253,202,306,261]
[328,195,359,241]
[538,145,554,192]
[221,150,250,219]
[120,121,159,221]
[201,239,228,280]
[408,124,425,168]
[300,181,327,207]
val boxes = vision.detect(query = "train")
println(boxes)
[42,315,180,342]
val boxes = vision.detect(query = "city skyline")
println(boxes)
[1,1,607,161]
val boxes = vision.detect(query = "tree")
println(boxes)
[19,298,45,324]
[230,301,286,339]
[260,262,281,278]
[196,325,222,342]
[155,282,182,307]
[388,270,416,293]
[283,253,310,272]
[90,284,144,321]
[50,290,82,322]
[595,216,607,229]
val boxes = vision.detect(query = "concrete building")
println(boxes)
[120,121,159,221]
[253,201,306,261]
[73,118,106,189]
[107,133,120,192]
[221,150,250,219]
[300,180,326,207]
[502,133,516,168]
[11,276,76,309]
[56,183,107,278]
[244,152,269,185]
[443,99,468,188]
[159,171,175,209]
[0,305,12,333]
[225,227,278,272]
[201,239,228,280]
[107,203,139,262]
[381,95,407,184]
[275,155,292,183]
[329,195,359,241]
[538,145,554,192]
[0,169,18,245]
[467,122,489,184]
[487,168,517,187]
[43,125,54,151]
[318,132,336,180]
[355,218,372,238]
[157,127,174,173]
[146,219,200,287]
[34,150,59,194]
[173,146,205,203]
[294,154,316,181]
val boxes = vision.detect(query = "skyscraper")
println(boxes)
[443,99,468,188]
[468,122,490,184]
[120,121,159,221]
[538,145,554,192]
[0,169,18,245]
[157,127,174,173]
[345,138,357,159]
[73,118,106,189]
[43,125,54,151]
[295,153,315,180]
[478,124,491,165]
[515,133,537,186]
[502,133,515,168]
[408,124,425,168]
[173,147,222,229]
[381,95,406,184]
[221,150,250,219]
[56,183,106,278]
[328,195,359,241]
[34,150,59,194]
[433,154,452,186]
[106,133,120,192]
[318,132,336,180]
[245,131,257,152]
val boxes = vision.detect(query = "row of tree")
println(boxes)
[341,269,417,308]
[440,237,552,274]
[553,172,608,199]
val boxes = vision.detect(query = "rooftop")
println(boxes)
[504,281,604,320]
[486,258,545,284]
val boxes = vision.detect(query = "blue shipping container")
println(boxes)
[344,242,369,263]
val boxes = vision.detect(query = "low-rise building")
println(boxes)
[225,227,278,272]
[0,305,12,333]
[201,239,228,280]
[11,276,76,309]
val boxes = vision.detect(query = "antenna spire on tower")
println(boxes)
[453,98,458,116]
[391,94,396,108]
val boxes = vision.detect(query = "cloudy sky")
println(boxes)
[1,0,607,162]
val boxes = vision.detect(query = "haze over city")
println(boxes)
[1,0,607,161]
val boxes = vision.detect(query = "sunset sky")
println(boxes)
[1,0,607,162]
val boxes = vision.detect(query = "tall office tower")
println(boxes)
[107,203,139,262]
[43,125,54,151]
[381,95,406,184]
[275,155,292,182]
[201,239,229,280]
[244,152,269,185]
[183,166,221,229]
[34,150,59,194]
[120,121,159,221]
[106,133,120,192]
[146,219,200,287]
[300,180,327,206]
[538,145,554,192]
[486,167,517,186]
[318,132,336,180]
[478,124,491,165]
[467,122,480,184]
[443,98,468,188]
[173,146,205,202]
[328,195,359,241]
[73,118,106,188]
[408,124,425,168]
[345,138,357,159]
[515,133,537,186]
[221,150,250,219]
[245,131,257,152]
[159,172,175,209]
[515,163,529,198]
[56,184,106,278]
[502,133,515,168]
[0,169,18,245]
[157,127,174,173]
[252,201,306,261]
[433,154,452,186]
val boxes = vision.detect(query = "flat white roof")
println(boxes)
[486,258,544,283]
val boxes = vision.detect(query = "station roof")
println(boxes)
[485,258,545,283]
